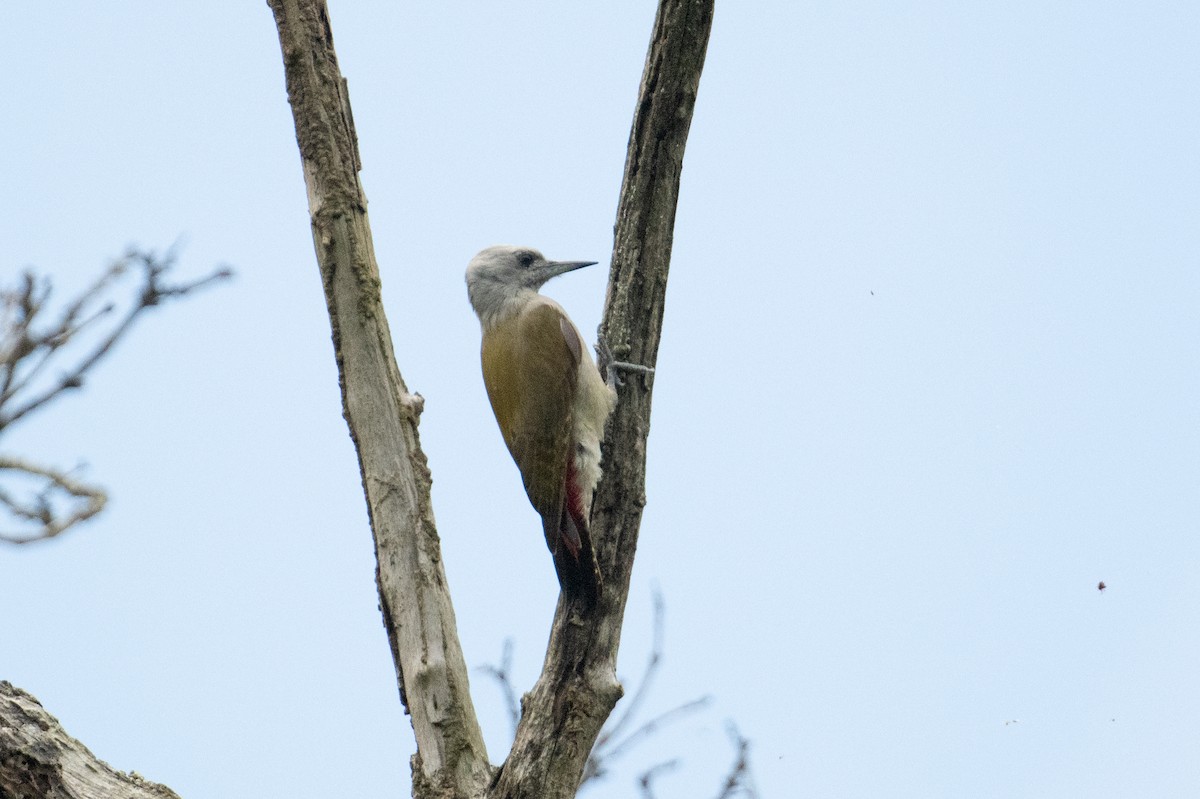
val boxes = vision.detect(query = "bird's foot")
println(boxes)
[596,335,655,389]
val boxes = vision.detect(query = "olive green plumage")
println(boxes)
[467,246,616,603]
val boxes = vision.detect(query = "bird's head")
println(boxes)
[466,245,596,324]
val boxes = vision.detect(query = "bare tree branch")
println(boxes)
[0,456,106,544]
[267,2,491,796]
[0,248,230,433]
[269,1,711,796]
[0,248,229,545]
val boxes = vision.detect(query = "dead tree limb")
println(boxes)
[266,2,491,796]
[0,681,180,799]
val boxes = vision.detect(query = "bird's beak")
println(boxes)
[541,260,597,280]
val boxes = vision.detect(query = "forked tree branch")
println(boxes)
[0,249,229,434]
[274,0,711,796]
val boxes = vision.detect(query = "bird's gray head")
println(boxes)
[466,245,596,325]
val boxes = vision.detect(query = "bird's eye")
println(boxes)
[517,252,535,267]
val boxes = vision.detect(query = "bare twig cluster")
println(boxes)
[0,248,230,544]
[637,725,758,799]
[582,590,712,786]
[481,590,755,797]
[0,456,106,545]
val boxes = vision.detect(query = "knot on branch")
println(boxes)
[401,391,425,420]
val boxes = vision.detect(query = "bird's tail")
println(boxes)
[549,505,602,606]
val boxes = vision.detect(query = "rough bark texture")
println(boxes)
[267,2,491,796]
[488,2,714,797]
[0,682,180,799]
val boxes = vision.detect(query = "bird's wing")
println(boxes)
[481,299,601,602]
[512,302,580,531]
[481,300,580,534]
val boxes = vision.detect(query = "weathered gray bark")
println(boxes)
[267,1,492,796]
[0,681,180,799]
[489,1,714,796]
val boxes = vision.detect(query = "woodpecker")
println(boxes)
[466,245,616,603]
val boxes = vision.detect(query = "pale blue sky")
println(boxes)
[4,2,1199,797]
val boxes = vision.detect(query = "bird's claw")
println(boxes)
[596,335,654,389]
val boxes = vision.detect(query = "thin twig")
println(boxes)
[0,248,229,544]
[1,297,117,409]
[713,724,758,799]
[582,589,712,785]
[0,456,106,544]
[600,696,713,765]
[596,588,666,749]
[637,759,680,799]
[478,638,521,738]
[0,249,231,431]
